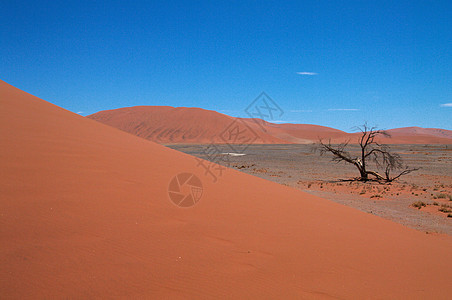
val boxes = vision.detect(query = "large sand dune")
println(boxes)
[1,79,452,298]
[87,106,287,144]
[88,106,452,144]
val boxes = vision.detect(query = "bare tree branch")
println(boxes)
[317,123,418,183]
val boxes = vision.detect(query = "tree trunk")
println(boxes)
[360,169,368,181]
[354,161,368,181]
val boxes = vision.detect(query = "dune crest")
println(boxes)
[1,80,452,298]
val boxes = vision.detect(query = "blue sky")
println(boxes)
[1,0,451,131]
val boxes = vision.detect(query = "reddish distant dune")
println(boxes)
[88,106,452,144]
[88,106,287,144]
[1,79,452,298]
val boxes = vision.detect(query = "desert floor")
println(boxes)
[169,144,452,235]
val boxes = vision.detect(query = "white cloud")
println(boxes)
[328,108,359,111]
[296,72,318,76]
[290,109,313,113]
[440,103,452,107]
[77,111,84,114]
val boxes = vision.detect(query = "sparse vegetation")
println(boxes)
[370,194,382,199]
[433,193,452,201]
[234,164,255,169]
[438,204,452,213]
[412,201,426,209]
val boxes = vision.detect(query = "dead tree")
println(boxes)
[318,124,418,183]
[380,152,419,182]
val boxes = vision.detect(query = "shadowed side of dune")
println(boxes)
[1,79,452,299]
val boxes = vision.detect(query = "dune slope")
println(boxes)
[88,106,288,144]
[1,80,452,299]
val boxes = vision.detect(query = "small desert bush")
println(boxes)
[433,193,452,200]
[448,213,452,218]
[370,194,382,199]
[432,202,439,206]
[438,204,452,213]
[412,201,426,209]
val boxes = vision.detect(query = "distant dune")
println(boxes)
[88,106,452,144]
[2,79,452,298]
[87,106,287,144]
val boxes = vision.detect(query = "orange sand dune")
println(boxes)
[88,106,288,144]
[1,80,452,298]
[88,106,452,145]
[244,119,349,144]
[343,130,452,145]
[387,126,452,139]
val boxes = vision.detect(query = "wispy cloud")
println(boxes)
[440,103,452,107]
[290,109,313,113]
[328,108,360,111]
[77,111,84,114]
[296,72,318,76]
